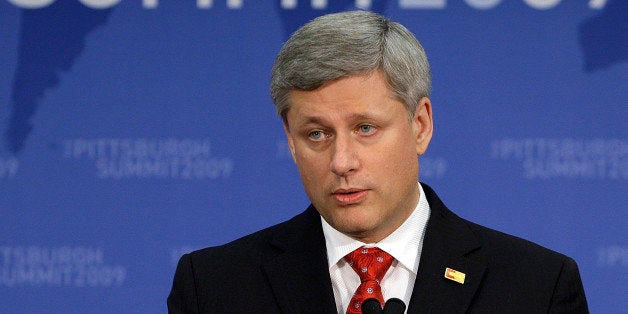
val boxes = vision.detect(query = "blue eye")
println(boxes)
[309,130,324,140]
[358,125,375,134]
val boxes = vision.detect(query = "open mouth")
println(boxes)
[332,189,367,205]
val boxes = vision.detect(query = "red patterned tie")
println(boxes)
[345,247,394,314]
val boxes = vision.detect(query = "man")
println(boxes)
[168,11,588,313]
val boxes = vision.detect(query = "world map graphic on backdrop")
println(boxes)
[579,0,627,71]
[5,1,112,154]
[4,0,625,155]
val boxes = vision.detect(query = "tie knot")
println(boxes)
[345,247,394,282]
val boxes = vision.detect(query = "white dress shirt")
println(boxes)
[322,183,431,314]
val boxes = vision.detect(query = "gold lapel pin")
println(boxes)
[444,267,466,284]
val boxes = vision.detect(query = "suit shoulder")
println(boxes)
[422,182,571,265]
[187,206,319,265]
[457,217,588,312]
[187,222,281,264]
[462,217,572,266]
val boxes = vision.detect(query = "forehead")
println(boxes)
[286,71,402,121]
[295,71,388,99]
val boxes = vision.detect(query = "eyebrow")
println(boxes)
[298,112,377,126]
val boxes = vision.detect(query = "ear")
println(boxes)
[412,97,433,156]
[283,122,297,163]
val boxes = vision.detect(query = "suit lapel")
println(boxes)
[408,184,487,313]
[262,206,337,313]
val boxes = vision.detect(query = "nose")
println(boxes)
[330,134,359,176]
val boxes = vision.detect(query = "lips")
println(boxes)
[332,189,368,205]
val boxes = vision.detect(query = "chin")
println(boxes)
[338,218,381,240]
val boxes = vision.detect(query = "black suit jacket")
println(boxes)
[168,184,588,313]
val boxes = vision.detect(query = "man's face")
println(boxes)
[284,70,433,243]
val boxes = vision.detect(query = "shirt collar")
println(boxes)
[322,182,431,274]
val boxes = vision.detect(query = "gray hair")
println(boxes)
[270,10,431,121]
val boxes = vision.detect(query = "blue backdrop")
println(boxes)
[0,1,626,313]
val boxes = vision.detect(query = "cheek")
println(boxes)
[295,152,328,182]
[378,138,418,175]
[381,132,414,156]
[295,159,330,203]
